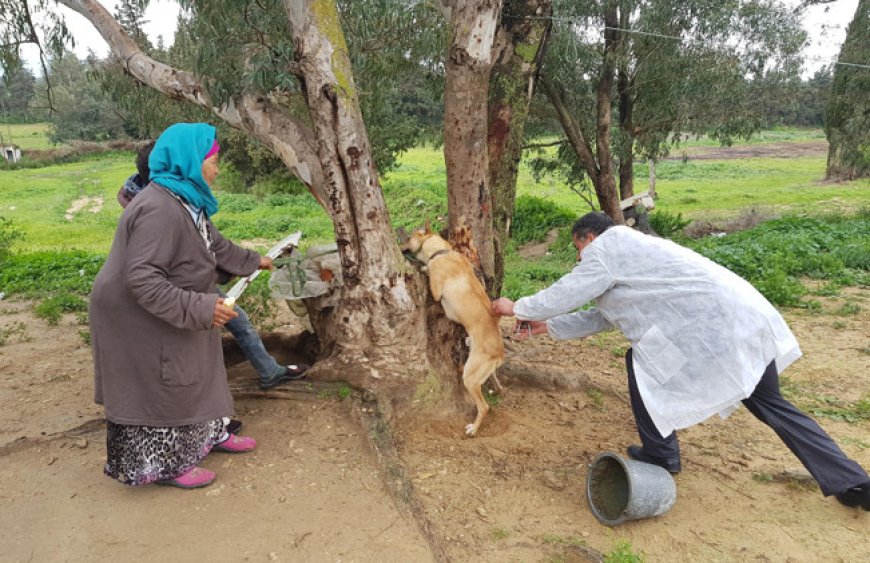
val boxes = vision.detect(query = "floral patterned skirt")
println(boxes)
[104,419,225,486]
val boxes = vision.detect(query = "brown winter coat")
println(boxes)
[90,184,260,426]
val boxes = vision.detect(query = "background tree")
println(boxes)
[43,51,128,143]
[530,0,805,223]
[0,67,36,121]
[825,0,869,180]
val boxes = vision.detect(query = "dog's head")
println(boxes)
[400,221,450,263]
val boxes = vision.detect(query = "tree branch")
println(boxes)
[522,139,567,150]
[21,0,56,115]
[55,0,327,206]
[540,74,599,185]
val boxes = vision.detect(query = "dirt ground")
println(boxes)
[0,284,867,562]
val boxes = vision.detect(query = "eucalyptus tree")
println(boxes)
[0,66,36,120]
[0,0,551,422]
[825,0,868,180]
[534,0,804,222]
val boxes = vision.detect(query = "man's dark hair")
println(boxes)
[571,212,615,239]
[136,140,156,181]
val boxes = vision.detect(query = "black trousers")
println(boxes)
[626,349,869,496]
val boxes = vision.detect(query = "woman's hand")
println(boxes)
[259,256,274,270]
[213,298,239,328]
[491,297,515,317]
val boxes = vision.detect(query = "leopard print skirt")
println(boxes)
[104,419,225,486]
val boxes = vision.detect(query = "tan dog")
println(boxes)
[402,226,504,436]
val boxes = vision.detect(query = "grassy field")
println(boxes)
[0,123,62,151]
[0,127,867,312]
[1,133,868,254]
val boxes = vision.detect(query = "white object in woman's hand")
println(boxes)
[213,298,239,327]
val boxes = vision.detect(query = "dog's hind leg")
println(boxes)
[489,372,505,394]
[462,356,499,436]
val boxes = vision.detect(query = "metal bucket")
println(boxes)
[586,452,677,526]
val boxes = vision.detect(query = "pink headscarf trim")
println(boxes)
[204,140,220,161]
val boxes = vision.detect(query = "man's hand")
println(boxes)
[259,256,274,270]
[491,297,515,317]
[511,319,548,341]
[213,298,239,328]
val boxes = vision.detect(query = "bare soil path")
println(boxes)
[0,290,867,562]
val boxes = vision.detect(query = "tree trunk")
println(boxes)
[280,0,459,405]
[487,0,552,296]
[540,75,625,225]
[443,0,503,292]
[617,49,634,201]
[593,3,624,223]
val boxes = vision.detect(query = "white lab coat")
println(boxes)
[514,226,801,436]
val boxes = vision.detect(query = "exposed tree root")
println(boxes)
[0,417,105,457]
[353,393,452,563]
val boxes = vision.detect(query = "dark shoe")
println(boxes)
[259,364,310,390]
[626,445,682,474]
[836,481,870,510]
[226,419,242,435]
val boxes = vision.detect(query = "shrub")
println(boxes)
[0,217,23,260]
[649,210,691,239]
[511,195,575,246]
[34,293,89,325]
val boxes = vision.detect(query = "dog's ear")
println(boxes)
[396,226,409,244]
[424,218,432,234]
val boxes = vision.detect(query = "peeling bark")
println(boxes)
[281,0,441,398]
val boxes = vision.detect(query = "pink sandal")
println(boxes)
[212,433,257,453]
[156,466,215,489]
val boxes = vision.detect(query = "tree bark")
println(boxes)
[280,0,444,399]
[487,0,552,296]
[593,3,624,223]
[442,0,503,292]
[617,50,635,201]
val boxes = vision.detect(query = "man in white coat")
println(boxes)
[492,212,869,510]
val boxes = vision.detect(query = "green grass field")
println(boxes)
[1,132,868,254]
[0,123,62,151]
[0,126,867,310]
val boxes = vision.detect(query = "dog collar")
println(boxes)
[428,249,451,261]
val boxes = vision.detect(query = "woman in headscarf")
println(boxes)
[90,123,267,489]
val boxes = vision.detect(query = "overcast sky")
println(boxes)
[21,0,861,78]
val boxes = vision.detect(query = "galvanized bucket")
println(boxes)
[586,452,677,526]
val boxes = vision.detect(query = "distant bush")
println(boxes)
[511,195,575,246]
[649,210,691,239]
[687,214,869,305]
[0,217,23,260]
[34,293,89,325]
[0,251,104,298]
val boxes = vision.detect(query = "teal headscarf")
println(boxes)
[148,123,220,217]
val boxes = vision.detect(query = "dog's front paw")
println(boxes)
[465,423,477,437]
